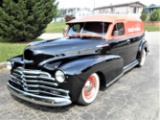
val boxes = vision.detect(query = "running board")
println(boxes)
[123,60,139,73]
[106,73,123,87]
[106,60,139,87]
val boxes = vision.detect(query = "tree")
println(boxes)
[0,0,58,42]
[140,12,147,21]
[65,15,75,22]
[150,10,160,21]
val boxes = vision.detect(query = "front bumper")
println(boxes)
[7,82,72,107]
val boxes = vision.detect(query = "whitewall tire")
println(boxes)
[78,73,100,105]
[139,49,146,67]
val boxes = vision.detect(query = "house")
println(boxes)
[64,8,92,19]
[94,1,146,18]
[144,4,160,14]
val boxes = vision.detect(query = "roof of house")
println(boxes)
[67,14,141,24]
[94,1,146,10]
[145,5,160,9]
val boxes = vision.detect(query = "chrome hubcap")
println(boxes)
[84,75,96,99]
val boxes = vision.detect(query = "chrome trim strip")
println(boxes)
[13,69,23,74]
[24,76,55,81]
[12,73,21,78]
[106,72,123,87]
[23,70,50,76]
[23,82,58,88]
[22,83,69,93]
[22,79,58,87]
[7,82,72,107]
[10,79,22,85]
[123,60,139,73]
[22,89,70,99]
[10,75,22,82]
[96,44,109,48]
[106,60,139,87]
[14,67,55,81]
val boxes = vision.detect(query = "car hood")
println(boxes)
[26,38,107,55]
[24,38,107,63]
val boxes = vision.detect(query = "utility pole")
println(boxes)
[93,0,95,14]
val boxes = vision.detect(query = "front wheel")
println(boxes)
[78,73,100,105]
[138,49,147,67]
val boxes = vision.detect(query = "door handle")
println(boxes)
[127,39,131,43]
[127,39,130,44]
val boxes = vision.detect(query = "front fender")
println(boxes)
[59,55,123,102]
[60,55,121,74]
[8,55,23,70]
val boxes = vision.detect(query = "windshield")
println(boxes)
[67,22,109,37]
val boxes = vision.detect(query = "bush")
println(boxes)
[140,12,147,21]
[0,0,58,42]
[65,15,75,22]
[150,10,160,21]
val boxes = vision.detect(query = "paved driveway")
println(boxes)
[0,32,159,120]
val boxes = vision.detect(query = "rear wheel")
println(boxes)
[78,73,100,105]
[138,49,146,67]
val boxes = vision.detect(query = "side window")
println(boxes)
[67,24,81,35]
[73,24,81,32]
[112,23,125,36]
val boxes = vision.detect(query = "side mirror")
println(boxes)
[113,30,119,36]
[63,27,68,37]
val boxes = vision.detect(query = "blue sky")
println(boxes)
[57,0,160,9]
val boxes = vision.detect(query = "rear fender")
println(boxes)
[137,39,149,61]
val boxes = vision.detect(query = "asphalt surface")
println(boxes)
[0,32,159,120]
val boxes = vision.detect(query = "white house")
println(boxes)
[64,8,93,19]
[94,1,146,18]
[74,9,93,18]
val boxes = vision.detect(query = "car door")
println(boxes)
[109,22,132,67]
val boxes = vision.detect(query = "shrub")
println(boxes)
[150,10,160,21]
[0,0,58,42]
[65,15,75,22]
[140,12,147,21]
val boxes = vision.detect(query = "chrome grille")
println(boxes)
[10,67,70,99]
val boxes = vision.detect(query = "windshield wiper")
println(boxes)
[68,33,104,39]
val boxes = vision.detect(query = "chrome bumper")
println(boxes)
[7,82,72,107]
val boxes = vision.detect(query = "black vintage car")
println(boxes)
[7,15,148,106]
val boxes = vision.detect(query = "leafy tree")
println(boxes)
[0,0,58,42]
[150,10,160,21]
[140,12,147,21]
[65,15,75,22]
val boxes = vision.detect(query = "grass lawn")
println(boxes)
[0,38,28,62]
[45,22,67,33]
[144,25,160,32]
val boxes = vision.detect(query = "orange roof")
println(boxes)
[67,14,141,24]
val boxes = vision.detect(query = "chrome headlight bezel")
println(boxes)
[55,70,65,83]
[7,61,13,70]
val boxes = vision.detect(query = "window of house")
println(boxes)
[112,23,125,36]
[134,7,136,13]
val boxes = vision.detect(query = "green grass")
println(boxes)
[145,25,160,32]
[0,37,28,62]
[45,22,67,33]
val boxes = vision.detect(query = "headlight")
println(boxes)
[7,61,12,70]
[55,70,65,83]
